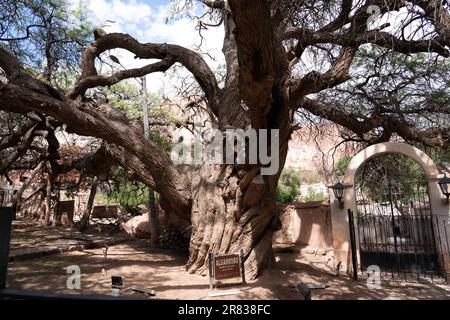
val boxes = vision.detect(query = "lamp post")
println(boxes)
[332,181,345,209]
[438,175,450,204]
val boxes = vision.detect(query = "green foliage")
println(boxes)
[279,168,301,186]
[424,146,450,164]
[149,106,186,126]
[102,81,143,120]
[276,169,300,203]
[98,82,178,153]
[148,130,172,152]
[335,155,352,176]
[356,153,426,202]
[276,184,299,204]
[319,44,450,146]
[97,182,148,211]
[276,168,324,203]
[299,187,328,202]
[97,167,153,214]
[1,0,94,84]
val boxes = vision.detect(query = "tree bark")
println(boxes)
[186,162,284,279]
[148,190,159,243]
[12,161,45,212]
[44,163,53,225]
[186,112,291,280]
[78,176,98,232]
[185,1,293,280]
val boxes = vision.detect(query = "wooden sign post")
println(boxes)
[208,250,246,289]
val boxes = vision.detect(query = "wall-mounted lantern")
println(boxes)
[331,181,345,209]
[438,175,450,205]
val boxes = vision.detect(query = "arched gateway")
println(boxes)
[329,142,450,280]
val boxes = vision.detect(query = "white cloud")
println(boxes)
[81,0,224,95]
[143,5,225,95]
[88,0,152,31]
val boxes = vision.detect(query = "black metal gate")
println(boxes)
[355,179,448,282]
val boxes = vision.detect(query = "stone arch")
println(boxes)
[329,142,449,274]
[343,142,440,185]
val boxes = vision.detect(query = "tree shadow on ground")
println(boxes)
[235,251,450,300]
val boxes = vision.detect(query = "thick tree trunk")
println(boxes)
[186,113,290,279]
[185,3,292,278]
[186,163,283,280]
[79,176,98,232]
[53,188,62,226]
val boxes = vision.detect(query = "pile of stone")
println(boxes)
[121,213,191,252]
[153,226,191,252]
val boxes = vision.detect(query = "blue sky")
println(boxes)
[85,0,209,43]
[142,0,169,6]
[80,0,224,94]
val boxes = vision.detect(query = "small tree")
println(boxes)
[97,167,150,215]
[335,155,352,177]
[276,169,300,203]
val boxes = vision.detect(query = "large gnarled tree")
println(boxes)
[1,0,449,279]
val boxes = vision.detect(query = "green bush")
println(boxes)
[279,168,301,186]
[276,184,298,203]
[96,167,158,215]
[97,182,148,210]
[276,169,301,203]
[335,155,352,176]
[300,187,328,202]
[276,168,327,203]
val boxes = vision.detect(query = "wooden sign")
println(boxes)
[214,254,241,280]
[208,250,246,289]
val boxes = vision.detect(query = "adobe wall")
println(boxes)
[274,201,333,249]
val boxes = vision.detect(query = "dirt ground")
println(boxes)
[6,240,450,300]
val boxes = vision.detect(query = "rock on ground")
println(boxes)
[122,214,151,238]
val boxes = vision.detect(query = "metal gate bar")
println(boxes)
[348,209,358,281]
[355,180,448,283]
